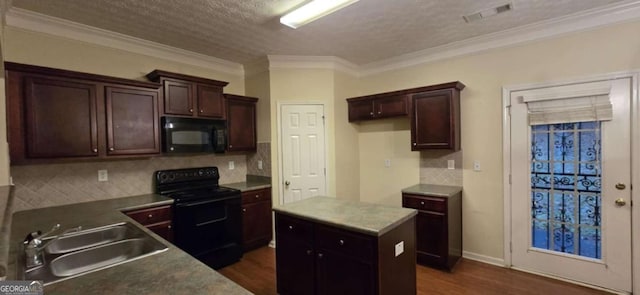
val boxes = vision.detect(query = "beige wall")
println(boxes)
[356,20,640,259]
[3,27,245,94]
[245,69,271,143]
[333,71,360,201]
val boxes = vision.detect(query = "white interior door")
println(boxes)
[509,78,632,293]
[280,104,327,204]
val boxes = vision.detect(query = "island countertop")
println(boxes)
[272,196,417,236]
[7,194,251,295]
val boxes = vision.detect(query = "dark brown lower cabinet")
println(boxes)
[402,192,462,271]
[241,188,272,251]
[275,212,416,295]
[124,205,173,243]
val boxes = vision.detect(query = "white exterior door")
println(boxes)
[280,104,326,204]
[508,77,632,293]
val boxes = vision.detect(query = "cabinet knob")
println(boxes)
[167,225,172,229]
[199,109,203,113]
[189,109,193,113]
[306,249,312,255]
[242,208,246,212]
[420,201,425,206]
[369,112,374,116]
[92,148,98,153]
[339,239,345,246]
[317,253,324,259]
[413,143,417,146]
[109,147,115,151]
[229,145,233,148]
[288,225,293,230]
[378,111,382,115]
[148,214,153,219]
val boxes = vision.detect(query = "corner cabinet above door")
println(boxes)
[411,82,465,151]
[225,94,258,152]
[146,70,228,119]
[347,94,409,122]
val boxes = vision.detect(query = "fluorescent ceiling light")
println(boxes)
[280,0,359,29]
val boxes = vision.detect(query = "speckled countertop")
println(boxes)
[0,186,14,280]
[401,184,462,198]
[223,176,271,192]
[273,196,417,236]
[7,194,252,295]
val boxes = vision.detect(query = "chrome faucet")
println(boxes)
[24,224,82,269]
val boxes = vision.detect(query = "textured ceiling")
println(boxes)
[10,0,632,66]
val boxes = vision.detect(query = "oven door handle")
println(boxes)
[196,216,228,227]
[175,198,227,208]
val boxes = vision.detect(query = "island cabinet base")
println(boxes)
[275,213,416,295]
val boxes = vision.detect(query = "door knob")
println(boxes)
[615,183,626,190]
[285,181,290,186]
[615,198,627,206]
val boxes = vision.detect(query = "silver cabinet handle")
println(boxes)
[369,112,374,116]
[306,249,312,255]
[288,225,293,230]
[199,109,203,113]
[167,225,172,229]
[339,239,345,246]
[109,147,114,151]
[420,201,425,205]
[242,208,246,212]
[189,109,193,113]
[92,148,98,153]
[255,195,260,199]
[147,214,153,219]
[317,253,323,258]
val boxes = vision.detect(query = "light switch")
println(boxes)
[98,170,108,182]
[384,159,391,168]
[395,241,404,257]
[229,161,235,170]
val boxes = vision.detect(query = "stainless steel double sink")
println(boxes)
[20,222,168,285]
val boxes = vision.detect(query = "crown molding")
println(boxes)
[267,55,360,77]
[4,7,245,77]
[359,1,640,76]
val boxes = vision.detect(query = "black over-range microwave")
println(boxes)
[162,116,226,154]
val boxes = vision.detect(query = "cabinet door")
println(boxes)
[105,86,160,155]
[163,80,193,116]
[416,210,447,266]
[411,90,460,150]
[276,237,315,295]
[316,250,376,295]
[146,221,173,243]
[197,84,225,118]
[227,97,257,151]
[347,99,374,122]
[24,76,99,158]
[374,95,409,118]
[242,200,272,251]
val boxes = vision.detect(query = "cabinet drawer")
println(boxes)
[402,194,446,213]
[147,220,173,242]
[125,205,172,226]
[276,214,313,244]
[315,225,374,262]
[242,188,271,204]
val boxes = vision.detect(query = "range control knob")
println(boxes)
[198,169,204,176]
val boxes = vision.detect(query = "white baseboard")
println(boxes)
[462,251,506,267]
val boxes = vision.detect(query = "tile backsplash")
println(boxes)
[247,142,271,177]
[11,154,247,212]
[419,150,463,186]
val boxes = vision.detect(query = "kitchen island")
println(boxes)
[6,194,251,295]
[273,196,417,295]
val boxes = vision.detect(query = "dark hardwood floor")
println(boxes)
[218,246,609,295]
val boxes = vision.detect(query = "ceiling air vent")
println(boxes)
[463,3,513,23]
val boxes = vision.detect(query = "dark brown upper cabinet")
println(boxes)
[146,70,228,119]
[6,62,162,164]
[225,94,258,152]
[411,82,465,151]
[346,94,409,122]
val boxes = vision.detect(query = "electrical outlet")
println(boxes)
[447,160,455,170]
[395,241,404,257]
[384,159,391,168]
[229,161,235,170]
[258,160,263,170]
[473,161,481,171]
[98,170,108,182]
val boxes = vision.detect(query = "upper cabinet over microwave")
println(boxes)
[146,70,229,119]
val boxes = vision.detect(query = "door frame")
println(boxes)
[502,71,639,292]
[276,102,329,206]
